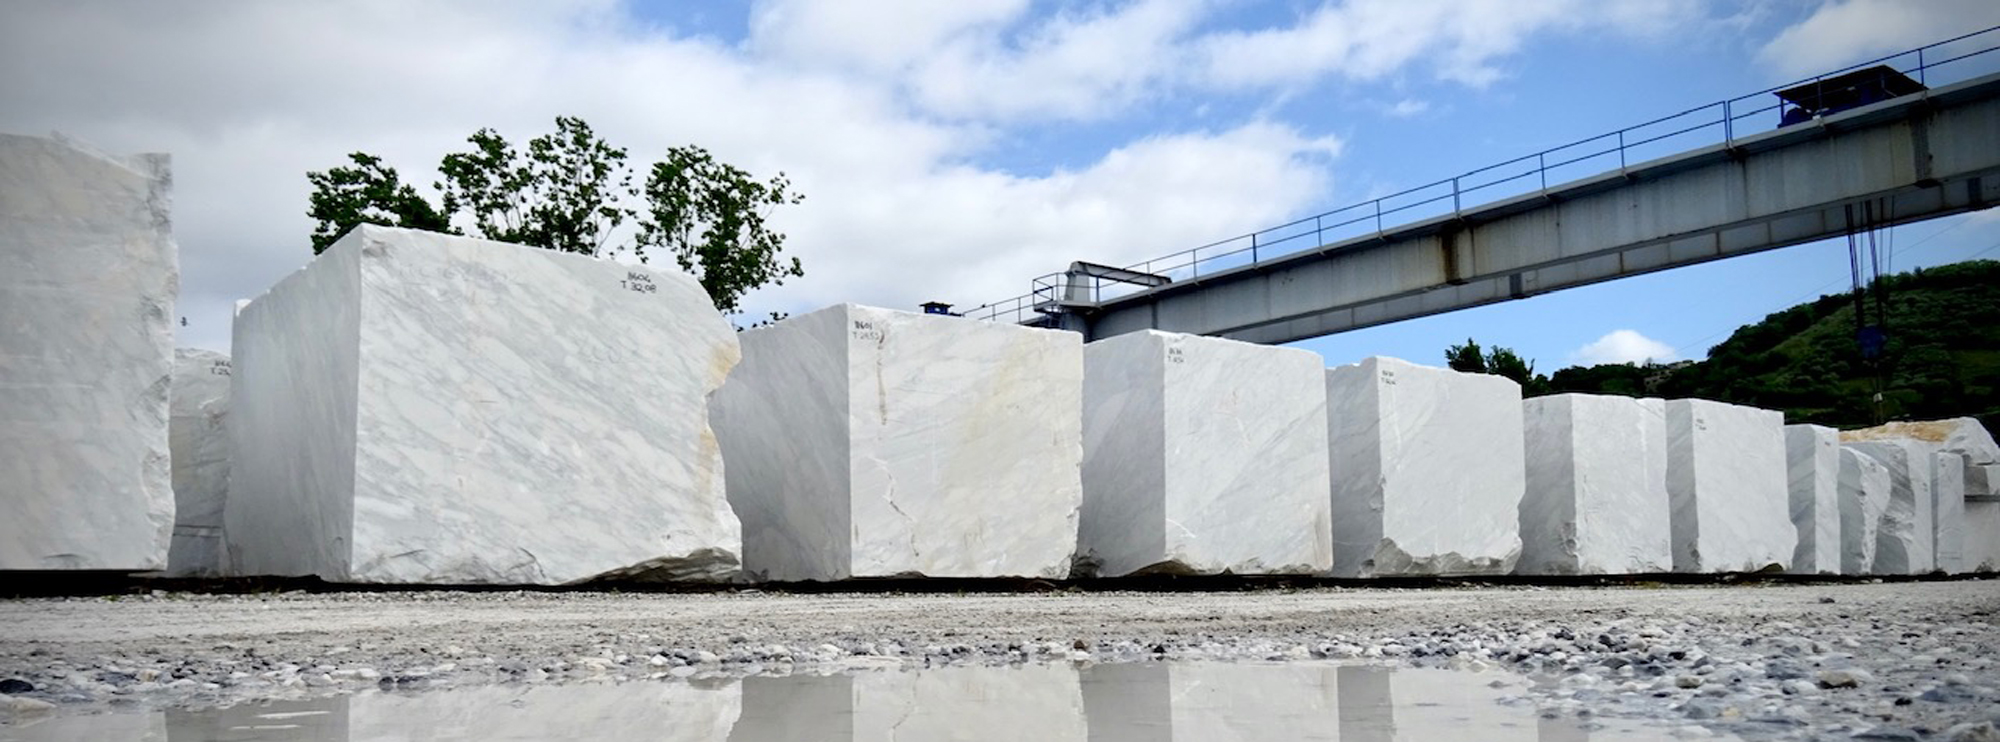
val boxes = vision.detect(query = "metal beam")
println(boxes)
[1072,72,2000,344]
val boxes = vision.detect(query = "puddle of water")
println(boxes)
[0,662,1726,741]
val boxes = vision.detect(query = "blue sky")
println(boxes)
[4,0,1997,369]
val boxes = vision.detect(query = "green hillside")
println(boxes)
[1541,259,2000,431]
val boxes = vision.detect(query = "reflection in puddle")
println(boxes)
[0,663,1717,741]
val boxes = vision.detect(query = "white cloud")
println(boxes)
[1757,0,2000,80]
[1569,330,1679,366]
[1385,98,1431,118]
[1196,0,1685,90]
[0,0,1344,351]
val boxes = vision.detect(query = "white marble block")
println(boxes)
[1325,356,1525,577]
[1934,452,1969,574]
[711,304,1083,581]
[1665,399,1793,573]
[1518,394,1671,575]
[1843,418,2000,464]
[0,133,176,572]
[228,225,741,585]
[1838,447,1890,575]
[1077,330,1331,577]
[168,348,232,577]
[1968,497,2000,573]
[1840,439,1936,575]
[1969,463,1998,496]
[1784,424,1842,575]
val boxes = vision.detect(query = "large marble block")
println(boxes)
[1843,418,2000,464]
[168,348,232,577]
[1785,424,1842,574]
[1838,447,1890,575]
[1518,394,1671,575]
[1935,452,1969,574]
[1077,330,1331,577]
[0,133,176,572]
[1326,356,1525,577]
[711,304,1083,581]
[228,225,741,585]
[1840,439,1935,574]
[1665,399,1793,573]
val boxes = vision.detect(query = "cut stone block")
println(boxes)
[1077,330,1331,577]
[228,225,741,585]
[0,133,176,572]
[1838,447,1890,575]
[1517,394,1671,575]
[1843,418,2000,464]
[1935,452,1969,574]
[1665,399,1793,573]
[1969,498,2000,573]
[1785,424,1842,575]
[1970,463,1999,496]
[712,304,1083,581]
[1840,439,1935,575]
[168,348,232,577]
[1326,356,1525,577]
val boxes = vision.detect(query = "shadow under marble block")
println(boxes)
[228,225,742,585]
[0,132,177,573]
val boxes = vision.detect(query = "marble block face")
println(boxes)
[1077,330,1332,577]
[1934,452,1969,574]
[168,348,232,577]
[1968,499,2000,573]
[1665,399,1793,573]
[1838,447,1890,575]
[1518,394,1671,575]
[712,304,1084,581]
[228,225,741,585]
[1326,356,1525,577]
[0,133,176,572]
[1969,463,1998,496]
[1840,439,1935,575]
[1784,424,1843,575]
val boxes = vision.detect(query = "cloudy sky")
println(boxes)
[5,0,1999,369]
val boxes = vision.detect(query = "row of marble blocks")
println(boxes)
[0,134,177,571]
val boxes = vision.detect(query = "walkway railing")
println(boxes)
[967,25,2000,324]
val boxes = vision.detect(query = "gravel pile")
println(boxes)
[1,579,1996,739]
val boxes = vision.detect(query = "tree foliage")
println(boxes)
[304,117,804,317]
[1456,259,2000,431]
[305,153,455,254]
[1445,337,1549,394]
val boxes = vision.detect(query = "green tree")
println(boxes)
[304,116,805,317]
[305,153,455,254]
[1445,338,1487,373]
[635,145,805,315]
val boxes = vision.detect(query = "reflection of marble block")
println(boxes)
[713,304,1083,581]
[0,134,177,572]
[1785,424,1842,575]
[1838,448,1890,575]
[1935,452,1968,574]
[855,666,1085,741]
[1078,330,1331,577]
[1666,399,1793,573]
[1171,664,1343,742]
[731,675,852,741]
[350,682,740,740]
[1080,664,1170,742]
[1326,357,1525,577]
[228,225,741,585]
[1841,439,1935,575]
[1518,394,1671,575]
[168,349,232,577]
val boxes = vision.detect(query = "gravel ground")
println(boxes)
[1,579,1998,740]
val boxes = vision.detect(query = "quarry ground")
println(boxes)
[2,578,1999,740]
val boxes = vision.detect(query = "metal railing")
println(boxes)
[967,25,2000,324]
